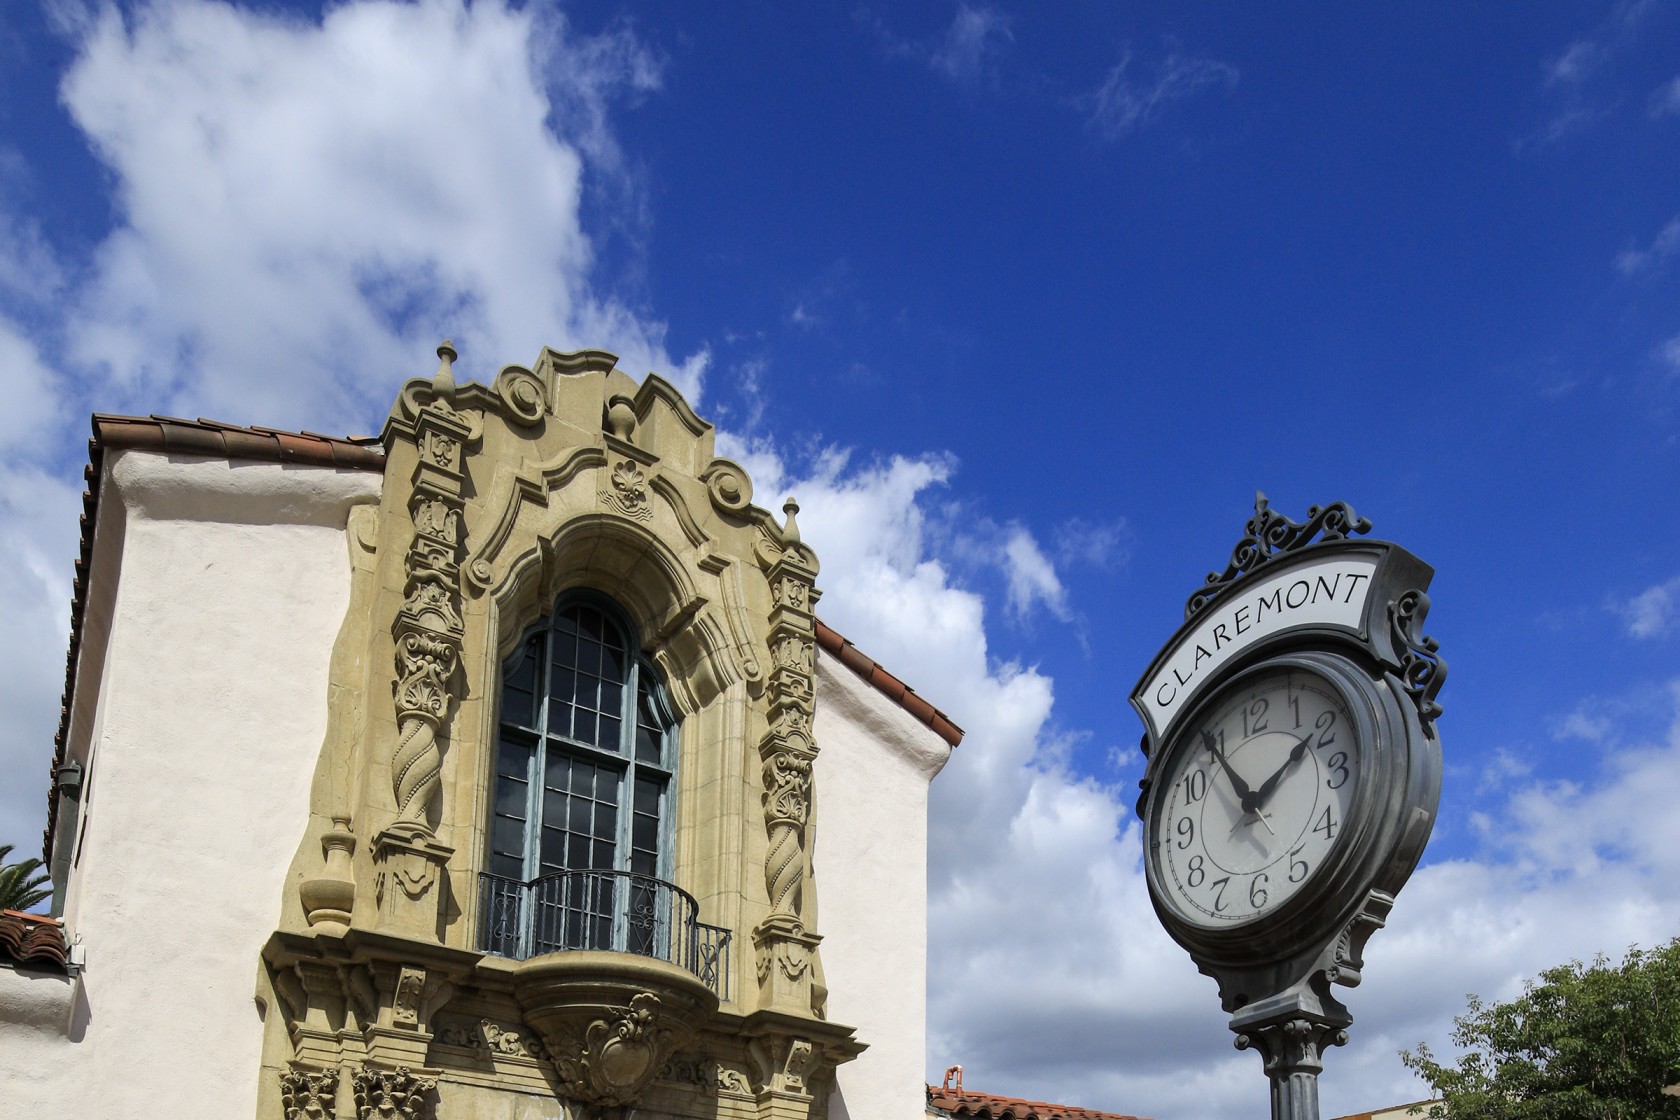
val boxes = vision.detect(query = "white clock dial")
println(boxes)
[1151,669,1358,926]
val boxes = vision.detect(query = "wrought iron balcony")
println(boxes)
[477,869,731,1000]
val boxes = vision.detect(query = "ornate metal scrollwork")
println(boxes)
[1186,492,1373,618]
[1389,588,1446,727]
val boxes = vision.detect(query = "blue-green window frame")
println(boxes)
[488,591,679,887]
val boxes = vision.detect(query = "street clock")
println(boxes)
[1131,495,1445,1120]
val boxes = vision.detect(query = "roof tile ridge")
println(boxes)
[815,618,963,746]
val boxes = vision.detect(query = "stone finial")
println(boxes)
[781,498,801,546]
[605,394,637,441]
[433,340,458,393]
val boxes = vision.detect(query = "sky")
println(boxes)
[1,2,1678,1117]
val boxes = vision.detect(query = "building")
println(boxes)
[0,345,962,1120]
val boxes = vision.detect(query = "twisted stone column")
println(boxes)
[752,501,824,1013]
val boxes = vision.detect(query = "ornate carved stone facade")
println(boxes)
[261,346,863,1120]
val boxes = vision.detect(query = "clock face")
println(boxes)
[1150,667,1359,927]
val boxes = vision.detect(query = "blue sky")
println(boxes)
[1,2,1678,1118]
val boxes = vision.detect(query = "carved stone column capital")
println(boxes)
[351,1064,438,1120]
[279,1063,340,1120]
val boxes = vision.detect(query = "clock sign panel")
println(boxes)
[1151,668,1357,927]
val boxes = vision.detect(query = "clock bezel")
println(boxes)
[1142,649,1405,953]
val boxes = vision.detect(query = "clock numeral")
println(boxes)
[1325,750,1349,790]
[1187,854,1206,888]
[1241,698,1270,738]
[1313,806,1337,842]
[1181,769,1207,804]
[1211,876,1231,913]
[1315,710,1337,749]
[1248,872,1269,909]
[1288,847,1309,883]
[1288,692,1301,729]
[1175,816,1195,849]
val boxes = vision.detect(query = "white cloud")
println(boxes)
[1001,525,1069,621]
[0,316,66,455]
[0,0,704,857]
[1524,0,1655,150]
[1082,43,1238,142]
[0,465,82,861]
[738,419,1680,1118]
[1054,516,1131,570]
[859,4,1012,89]
[1615,215,1680,274]
[53,0,702,429]
[929,4,1013,86]
[1617,572,1680,637]
[1651,76,1680,117]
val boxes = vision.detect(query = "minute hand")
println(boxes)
[1200,730,1259,813]
[1252,732,1316,809]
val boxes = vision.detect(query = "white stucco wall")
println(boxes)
[5,450,380,1118]
[812,652,953,1120]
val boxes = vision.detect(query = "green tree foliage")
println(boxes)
[0,843,50,912]
[1401,939,1680,1120]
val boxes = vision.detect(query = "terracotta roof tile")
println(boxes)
[0,910,69,971]
[816,620,964,747]
[928,1086,1150,1120]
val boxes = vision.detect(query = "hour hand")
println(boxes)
[1252,732,1315,809]
[1200,730,1258,812]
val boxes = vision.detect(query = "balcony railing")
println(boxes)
[477,869,731,1000]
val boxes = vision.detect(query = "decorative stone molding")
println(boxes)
[298,817,357,932]
[659,1054,754,1094]
[434,1016,550,1061]
[279,1064,339,1120]
[513,951,719,1110]
[352,1065,438,1120]
[371,828,454,943]
[388,341,477,837]
[752,499,824,1014]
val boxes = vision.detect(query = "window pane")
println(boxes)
[491,817,526,864]
[635,725,659,765]
[598,716,622,752]
[497,737,531,780]
[632,811,658,856]
[568,796,592,834]
[540,825,566,871]
[577,607,603,641]
[601,640,626,681]
[600,681,622,720]
[495,777,529,819]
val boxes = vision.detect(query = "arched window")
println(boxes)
[480,594,680,958]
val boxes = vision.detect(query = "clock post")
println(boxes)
[1130,495,1446,1120]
